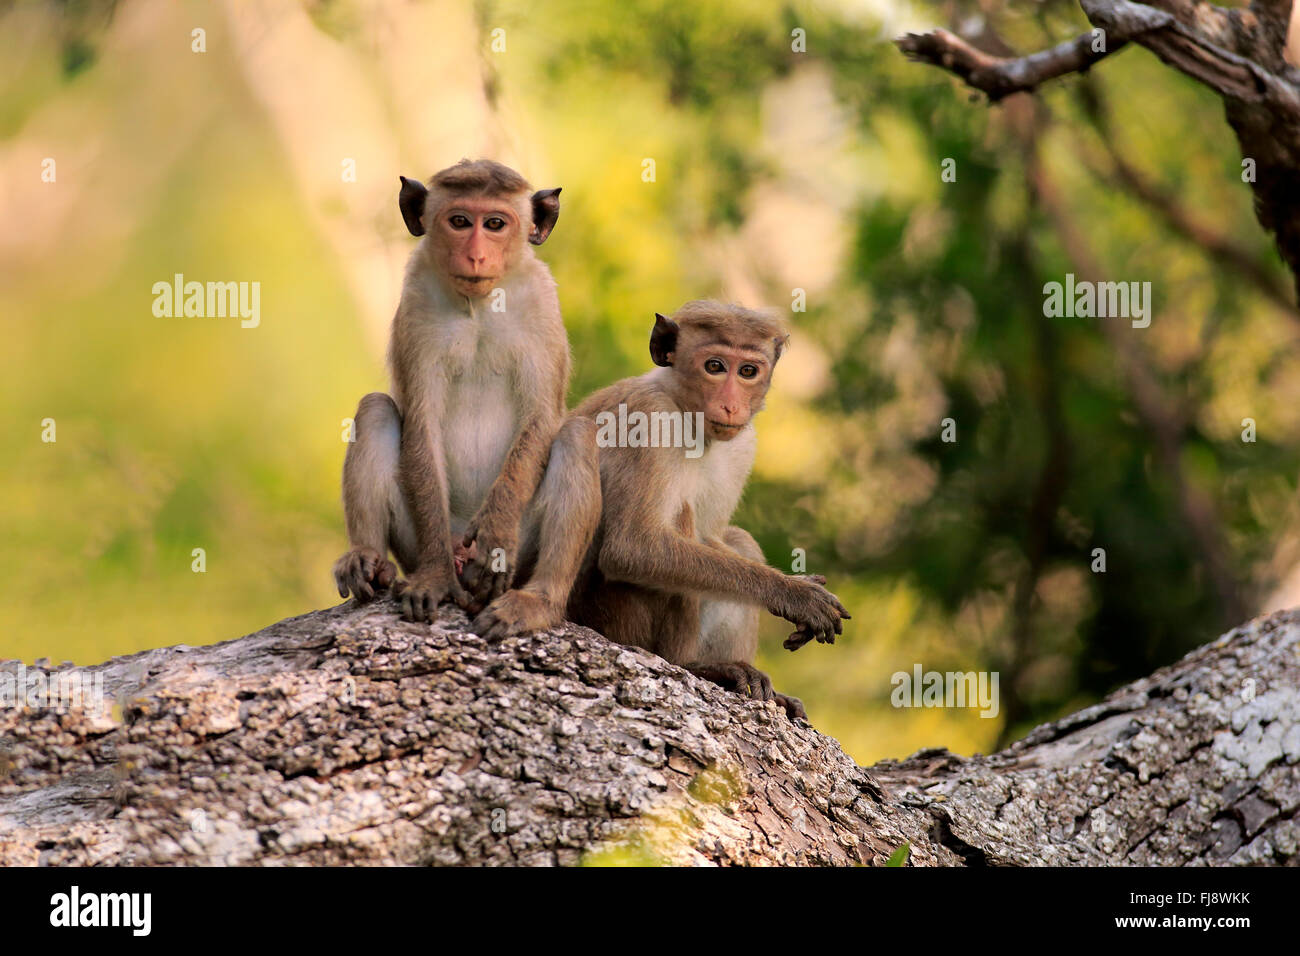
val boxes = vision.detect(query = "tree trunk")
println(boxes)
[2,598,1297,866]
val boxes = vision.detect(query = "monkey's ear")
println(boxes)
[650,312,679,367]
[529,187,561,245]
[773,333,790,363]
[398,175,428,237]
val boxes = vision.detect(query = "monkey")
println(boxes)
[562,300,850,719]
[332,158,601,634]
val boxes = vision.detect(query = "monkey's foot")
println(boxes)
[687,660,774,702]
[332,547,397,602]
[470,589,563,641]
[772,692,807,721]
[392,567,469,623]
[684,661,803,719]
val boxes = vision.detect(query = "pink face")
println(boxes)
[433,195,522,298]
[687,342,774,441]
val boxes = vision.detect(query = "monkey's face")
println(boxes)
[684,341,775,441]
[433,196,522,298]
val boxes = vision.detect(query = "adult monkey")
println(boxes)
[562,300,850,719]
[332,159,599,634]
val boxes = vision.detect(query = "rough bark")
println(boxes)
[2,598,1297,866]
[897,0,1300,300]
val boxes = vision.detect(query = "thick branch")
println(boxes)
[2,596,1296,865]
[1078,0,1300,111]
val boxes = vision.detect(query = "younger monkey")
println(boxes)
[561,300,850,719]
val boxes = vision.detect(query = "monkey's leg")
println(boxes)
[568,578,690,655]
[333,392,410,601]
[686,527,807,720]
[686,643,808,721]
[471,417,602,639]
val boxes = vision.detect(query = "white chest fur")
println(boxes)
[427,308,528,525]
[661,427,756,538]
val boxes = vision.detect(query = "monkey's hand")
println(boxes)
[769,575,850,651]
[333,546,397,603]
[458,518,518,615]
[392,563,469,623]
[685,662,808,720]
[470,588,564,641]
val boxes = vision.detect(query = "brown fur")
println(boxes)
[333,160,593,630]
[564,300,850,719]
[431,158,530,195]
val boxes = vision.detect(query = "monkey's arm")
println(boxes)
[391,368,469,621]
[598,504,848,647]
[461,334,569,609]
[459,408,563,608]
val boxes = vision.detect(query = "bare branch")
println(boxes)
[895,1,1300,313]
[895,28,1127,101]
[3,598,1298,865]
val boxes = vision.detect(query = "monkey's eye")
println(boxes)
[704,359,726,375]
[449,214,472,229]
[484,217,507,232]
[739,364,759,379]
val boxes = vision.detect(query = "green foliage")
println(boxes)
[3,0,1293,764]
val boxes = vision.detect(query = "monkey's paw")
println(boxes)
[773,692,807,721]
[332,547,397,603]
[686,661,775,703]
[392,566,469,623]
[470,589,563,641]
[459,524,517,613]
[774,576,850,651]
[686,662,809,721]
